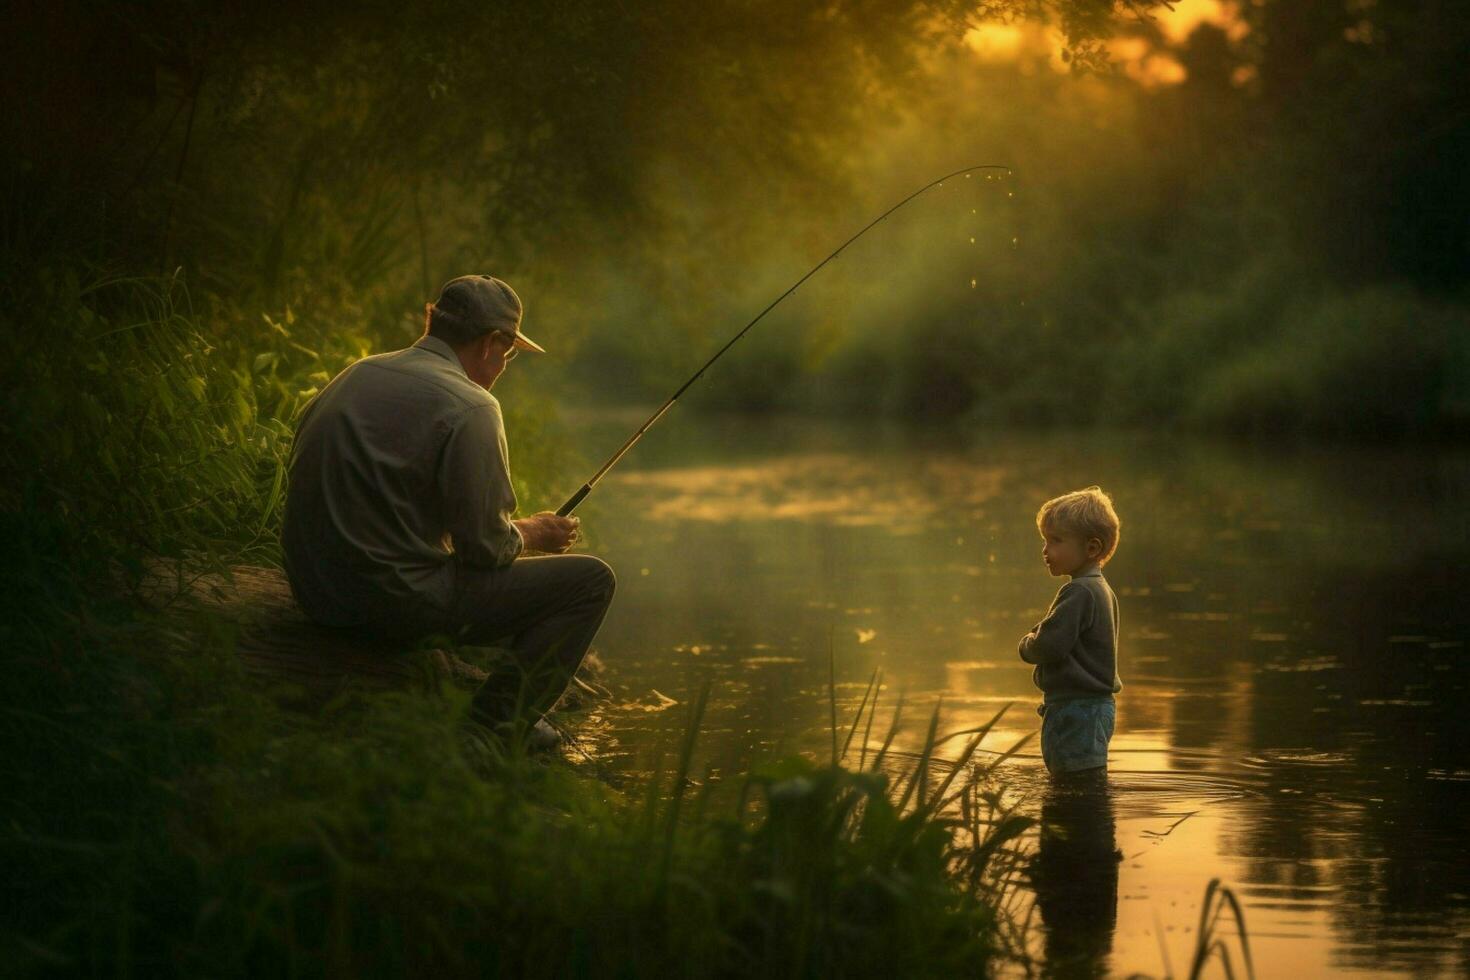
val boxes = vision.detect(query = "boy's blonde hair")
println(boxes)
[1036,486,1121,565]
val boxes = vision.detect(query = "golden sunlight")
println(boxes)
[962,21,1070,74]
[1152,0,1251,43]
[964,0,1249,89]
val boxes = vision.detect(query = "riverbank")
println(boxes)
[7,270,1463,976]
[0,271,1035,974]
[1,559,1033,975]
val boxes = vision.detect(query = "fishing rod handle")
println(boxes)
[557,483,592,517]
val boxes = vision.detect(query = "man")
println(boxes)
[282,274,616,746]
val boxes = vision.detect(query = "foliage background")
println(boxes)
[1,0,1465,973]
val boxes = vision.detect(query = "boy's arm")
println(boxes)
[1019,583,1091,665]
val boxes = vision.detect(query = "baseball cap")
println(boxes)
[432,275,546,353]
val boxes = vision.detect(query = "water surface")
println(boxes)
[551,411,1470,977]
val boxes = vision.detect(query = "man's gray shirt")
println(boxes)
[282,335,524,627]
[1018,566,1123,703]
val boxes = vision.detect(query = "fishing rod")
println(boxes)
[556,163,1013,517]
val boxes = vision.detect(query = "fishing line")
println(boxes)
[558,163,1013,516]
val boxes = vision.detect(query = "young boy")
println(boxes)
[1018,486,1122,777]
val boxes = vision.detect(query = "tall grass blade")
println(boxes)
[1216,887,1255,980]
[979,731,1035,779]
[658,678,712,887]
[896,699,942,814]
[1188,878,1255,980]
[1152,905,1175,980]
[934,700,1012,748]
[827,624,838,766]
[926,729,988,818]
[857,672,885,772]
[840,667,881,763]
[868,691,906,774]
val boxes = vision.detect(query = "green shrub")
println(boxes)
[1185,281,1458,438]
[0,270,1030,977]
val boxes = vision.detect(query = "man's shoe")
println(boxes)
[490,715,563,753]
[527,716,563,752]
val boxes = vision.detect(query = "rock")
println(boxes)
[144,564,489,706]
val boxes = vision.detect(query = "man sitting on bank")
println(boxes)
[282,274,616,747]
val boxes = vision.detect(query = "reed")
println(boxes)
[1,599,1039,977]
[1185,878,1255,980]
[1,270,1037,977]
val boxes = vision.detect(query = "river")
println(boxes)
[551,409,1470,977]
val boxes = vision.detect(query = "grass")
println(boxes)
[0,266,1267,978]
[0,575,1042,977]
[0,268,1042,977]
[1184,879,1255,980]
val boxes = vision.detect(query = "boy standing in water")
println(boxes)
[1019,486,1123,776]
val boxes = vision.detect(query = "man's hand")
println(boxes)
[513,512,581,554]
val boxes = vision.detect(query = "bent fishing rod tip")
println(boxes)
[556,162,1015,517]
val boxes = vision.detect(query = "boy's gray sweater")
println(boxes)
[1019,566,1123,703]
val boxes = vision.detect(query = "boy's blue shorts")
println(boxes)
[1037,697,1115,774]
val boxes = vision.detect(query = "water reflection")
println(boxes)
[1028,769,1120,979]
[555,411,1470,976]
